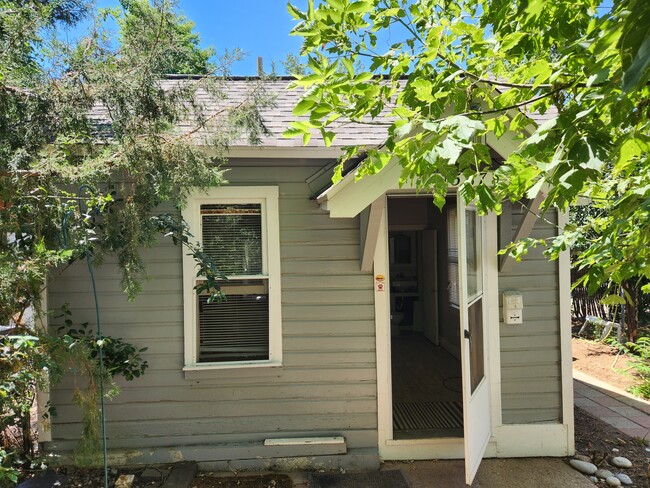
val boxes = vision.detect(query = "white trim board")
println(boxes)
[37,285,52,442]
[181,186,283,373]
[373,195,393,456]
[493,424,572,457]
[558,210,575,455]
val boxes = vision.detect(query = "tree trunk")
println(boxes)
[622,281,638,343]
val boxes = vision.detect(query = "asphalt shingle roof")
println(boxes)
[90,77,553,149]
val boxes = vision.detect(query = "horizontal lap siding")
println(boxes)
[499,208,562,425]
[46,164,378,466]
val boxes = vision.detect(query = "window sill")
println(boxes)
[183,361,283,380]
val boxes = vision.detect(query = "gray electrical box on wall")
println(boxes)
[503,291,523,324]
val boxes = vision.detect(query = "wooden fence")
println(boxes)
[571,285,611,322]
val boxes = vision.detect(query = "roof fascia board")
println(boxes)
[224,146,348,159]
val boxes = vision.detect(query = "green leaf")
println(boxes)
[526,178,544,199]
[619,0,650,91]
[282,128,304,139]
[347,1,374,14]
[411,79,434,103]
[354,72,374,82]
[287,3,306,20]
[394,121,413,138]
[443,115,484,142]
[293,98,316,116]
[524,0,545,20]
[438,139,462,165]
[291,73,326,86]
[458,181,475,204]
[600,294,626,306]
[526,59,552,88]
[616,136,648,174]
[622,35,650,92]
[288,120,316,132]
[485,116,506,138]
[500,32,525,52]
[320,128,336,147]
[341,57,354,77]
[586,68,609,88]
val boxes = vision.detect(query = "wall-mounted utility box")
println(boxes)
[503,291,523,324]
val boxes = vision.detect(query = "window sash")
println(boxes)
[201,203,264,277]
[197,280,269,363]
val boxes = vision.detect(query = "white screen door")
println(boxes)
[457,198,491,485]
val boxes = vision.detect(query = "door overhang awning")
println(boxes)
[316,130,518,220]
[316,157,405,219]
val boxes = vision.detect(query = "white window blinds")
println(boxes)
[201,204,263,276]
[198,281,269,363]
[447,207,459,307]
[198,203,269,363]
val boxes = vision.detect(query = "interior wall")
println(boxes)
[387,196,459,356]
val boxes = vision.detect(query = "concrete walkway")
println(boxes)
[574,369,650,440]
[381,458,595,487]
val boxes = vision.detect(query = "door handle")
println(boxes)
[464,329,471,346]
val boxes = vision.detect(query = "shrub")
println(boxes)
[627,336,650,399]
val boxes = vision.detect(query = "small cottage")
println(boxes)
[43,78,573,485]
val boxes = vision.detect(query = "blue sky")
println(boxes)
[89,0,306,75]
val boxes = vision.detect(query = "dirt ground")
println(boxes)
[192,473,293,488]
[575,406,650,487]
[572,337,644,394]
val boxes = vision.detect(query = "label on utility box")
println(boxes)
[505,310,523,324]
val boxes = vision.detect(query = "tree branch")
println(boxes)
[452,84,569,118]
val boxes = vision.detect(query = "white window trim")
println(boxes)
[181,186,282,371]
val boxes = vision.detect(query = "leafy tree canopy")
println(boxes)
[0,0,270,325]
[118,0,216,75]
[287,0,650,298]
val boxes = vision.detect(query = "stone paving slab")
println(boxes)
[573,371,650,441]
[160,461,198,488]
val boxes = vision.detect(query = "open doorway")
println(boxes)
[388,195,463,440]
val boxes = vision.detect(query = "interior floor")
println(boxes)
[391,331,463,439]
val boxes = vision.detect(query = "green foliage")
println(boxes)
[287,0,650,297]
[0,0,271,325]
[0,449,20,488]
[54,306,149,381]
[0,306,150,468]
[1,0,269,471]
[626,336,650,399]
[118,0,216,75]
[0,333,51,459]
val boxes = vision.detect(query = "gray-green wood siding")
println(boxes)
[46,168,566,464]
[46,163,378,468]
[498,206,563,424]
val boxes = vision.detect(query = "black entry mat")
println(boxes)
[308,470,410,488]
[393,401,463,431]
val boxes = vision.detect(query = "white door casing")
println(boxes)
[457,198,492,485]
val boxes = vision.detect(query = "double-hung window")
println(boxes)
[182,186,282,370]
